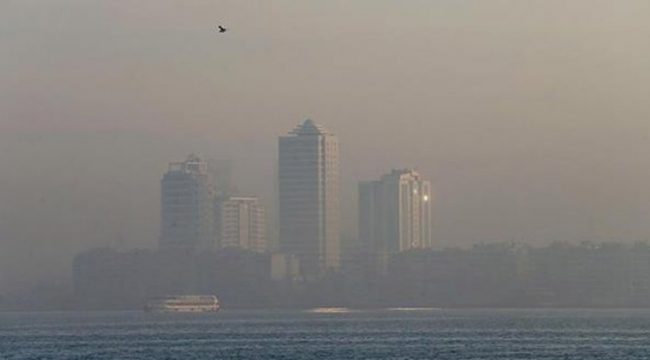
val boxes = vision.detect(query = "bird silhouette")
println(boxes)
[217,25,227,33]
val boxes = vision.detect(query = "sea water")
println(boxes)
[2,309,650,359]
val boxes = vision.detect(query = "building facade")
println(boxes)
[359,169,433,258]
[358,180,383,256]
[216,197,266,253]
[160,154,215,250]
[278,119,340,278]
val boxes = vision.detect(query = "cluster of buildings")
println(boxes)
[160,155,266,253]
[159,119,433,279]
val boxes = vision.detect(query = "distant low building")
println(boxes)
[216,197,267,253]
[270,253,301,282]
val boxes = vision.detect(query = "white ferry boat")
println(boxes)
[144,295,220,313]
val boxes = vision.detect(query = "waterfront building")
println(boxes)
[160,154,215,250]
[358,169,433,258]
[278,119,341,277]
[216,197,266,253]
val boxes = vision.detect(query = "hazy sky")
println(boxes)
[1,0,650,290]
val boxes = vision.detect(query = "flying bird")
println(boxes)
[217,25,227,33]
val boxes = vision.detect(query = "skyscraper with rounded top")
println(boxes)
[279,119,340,278]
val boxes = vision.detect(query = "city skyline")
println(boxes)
[157,123,437,282]
[2,1,650,293]
[4,3,650,358]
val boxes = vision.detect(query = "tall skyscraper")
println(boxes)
[358,180,383,256]
[160,154,215,250]
[216,197,266,253]
[279,119,340,278]
[359,169,433,258]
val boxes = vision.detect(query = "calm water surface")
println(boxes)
[2,309,650,359]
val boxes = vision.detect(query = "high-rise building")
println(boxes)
[381,169,433,252]
[279,119,340,278]
[358,169,433,258]
[160,154,215,250]
[358,181,383,256]
[216,197,266,253]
